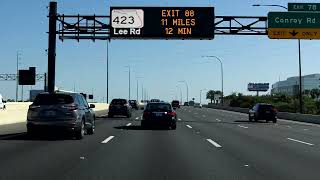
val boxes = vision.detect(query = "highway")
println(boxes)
[0,107,319,180]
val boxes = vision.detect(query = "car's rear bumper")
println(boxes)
[27,121,81,132]
[142,118,176,127]
[108,109,129,115]
[257,114,277,120]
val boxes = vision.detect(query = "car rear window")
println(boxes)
[147,103,172,111]
[33,94,74,105]
[259,105,274,111]
[111,99,127,105]
[172,101,179,104]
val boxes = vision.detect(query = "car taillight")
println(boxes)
[272,108,278,113]
[143,111,151,116]
[61,105,78,111]
[29,105,40,110]
[167,112,176,116]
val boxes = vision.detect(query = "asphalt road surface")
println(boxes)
[0,107,319,180]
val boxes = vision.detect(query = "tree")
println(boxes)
[310,89,320,99]
[206,90,215,103]
[303,89,311,95]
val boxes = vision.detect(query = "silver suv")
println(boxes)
[27,92,96,139]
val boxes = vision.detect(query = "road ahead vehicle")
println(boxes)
[171,100,180,109]
[183,102,189,106]
[129,100,138,110]
[27,92,96,139]
[108,99,132,118]
[249,103,277,123]
[194,103,202,108]
[141,102,177,130]
[0,94,6,110]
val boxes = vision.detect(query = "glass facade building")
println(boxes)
[271,74,320,96]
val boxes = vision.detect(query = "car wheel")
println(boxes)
[273,118,277,123]
[141,121,147,128]
[172,124,177,130]
[249,115,252,122]
[87,118,95,135]
[126,113,130,118]
[76,121,85,140]
[27,128,35,137]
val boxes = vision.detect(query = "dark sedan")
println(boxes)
[141,102,177,130]
[249,103,277,123]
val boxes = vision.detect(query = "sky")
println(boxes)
[0,0,319,103]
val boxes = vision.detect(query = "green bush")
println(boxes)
[240,102,251,108]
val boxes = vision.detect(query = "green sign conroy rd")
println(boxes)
[288,3,320,12]
[268,12,320,28]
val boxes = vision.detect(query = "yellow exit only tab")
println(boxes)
[268,28,320,39]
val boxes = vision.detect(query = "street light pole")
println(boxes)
[176,85,183,105]
[178,81,189,103]
[129,66,131,100]
[124,65,131,100]
[202,56,224,106]
[252,4,303,113]
[136,77,143,102]
[16,51,21,102]
[200,89,206,105]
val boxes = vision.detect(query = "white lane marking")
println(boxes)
[202,115,206,117]
[194,112,198,115]
[126,123,132,126]
[206,139,222,148]
[135,117,139,120]
[303,129,309,131]
[186,125,192,129]
[238,125,248,129]
[101,136,115,144]
[287,138,314,146]
[244,165,249,167]
[80,157,85,160]
[178,118,182,121]
[216,118,221,122]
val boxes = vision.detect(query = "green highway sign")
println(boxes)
[268,12,320,28]
[288,3,320,12]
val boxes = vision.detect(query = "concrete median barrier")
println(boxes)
[0,102,109,126]
[207,104,320,124]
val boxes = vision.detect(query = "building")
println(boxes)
[271,74,320,96]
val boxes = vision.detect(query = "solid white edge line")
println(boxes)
[178,118,182,121]
[287,138,314,146]
[126,123,132,126]
[238,125,248,129]
[206,139,222,148]
[216,119,221,122]
[186,125,192,129]
[101,136,115,144]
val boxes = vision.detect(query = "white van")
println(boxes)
[0,94,6,110]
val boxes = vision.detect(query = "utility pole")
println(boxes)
[298,39,303,113]
[106,40,109,103]
[47,1,57,93]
